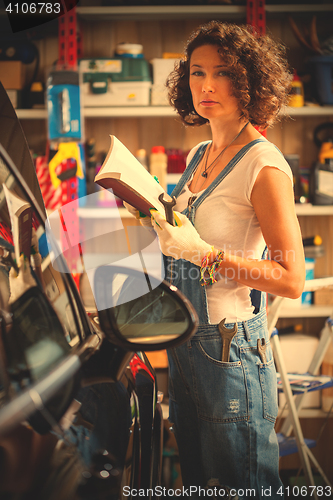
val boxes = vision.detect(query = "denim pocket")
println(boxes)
[193,338,248,423]
[259,358,279,423]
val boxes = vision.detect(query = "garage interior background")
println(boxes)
[0,0,333,486]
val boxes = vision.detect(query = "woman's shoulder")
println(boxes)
[244,138,293,185]
[247,138,290,167]
[249,137,284,158]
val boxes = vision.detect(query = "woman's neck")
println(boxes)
[209,119,259,151]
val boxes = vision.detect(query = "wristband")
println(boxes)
[200,249,224,286]
[32,253,42,267]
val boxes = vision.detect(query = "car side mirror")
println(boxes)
[94,265,198,351]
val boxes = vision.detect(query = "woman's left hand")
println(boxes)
[151,210,212,265]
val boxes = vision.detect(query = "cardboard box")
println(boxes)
[151,83,168,106]
[314,286,333,305]
[151,58,178,85]
[5,89,21,109]
[81,80,151,106]
[0,61,25,89]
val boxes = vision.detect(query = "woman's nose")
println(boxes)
[202,76,214,93]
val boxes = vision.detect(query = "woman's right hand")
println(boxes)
[123,201,153,228]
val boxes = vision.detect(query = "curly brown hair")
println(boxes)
[166,21,293,130]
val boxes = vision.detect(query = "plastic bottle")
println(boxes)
[149,145,168,190]
[289,71,304,107]
[135,148,148,170]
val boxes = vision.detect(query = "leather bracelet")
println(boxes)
[200,249,224,286]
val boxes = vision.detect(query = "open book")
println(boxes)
[94,136,169,216]
[3,184,32,263]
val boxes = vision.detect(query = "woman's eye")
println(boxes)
[219,71,230,77]
[191,71,204,76]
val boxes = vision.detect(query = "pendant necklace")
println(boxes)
[201,121,250,178]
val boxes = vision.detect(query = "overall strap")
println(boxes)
[183,138,265,219]
[170,142,210,198]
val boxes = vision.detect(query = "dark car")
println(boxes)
[0,85,198,499]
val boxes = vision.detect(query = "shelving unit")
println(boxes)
[16,105,333,120]
[6,1,333,480]
[16,1,331,327]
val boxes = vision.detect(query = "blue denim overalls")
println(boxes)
[165,139,283,499]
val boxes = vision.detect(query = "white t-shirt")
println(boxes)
[174,139,293,324]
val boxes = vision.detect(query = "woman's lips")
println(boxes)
[200,100,218,107]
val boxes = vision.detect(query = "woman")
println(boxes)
[129,21,305,499]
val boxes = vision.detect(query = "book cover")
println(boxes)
[94,135,169,216]
[3,184,32,263]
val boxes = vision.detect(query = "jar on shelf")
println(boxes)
[149,145,168,190]
[289,71,304,107]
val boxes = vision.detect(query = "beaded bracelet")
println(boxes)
[200,249,225,286]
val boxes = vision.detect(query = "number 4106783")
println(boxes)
[5,3,61,14]
[277,485,332,497]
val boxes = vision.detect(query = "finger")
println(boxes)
[173,212,184,227]
[9,267,17,279]
[18,254,25,269]
[123,201,140,219]
[151,215,162,230]
[175,211,190,224]
[173,212,183,227]
[150,210,167,230]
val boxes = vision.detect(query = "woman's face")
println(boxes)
[189,44,239,122]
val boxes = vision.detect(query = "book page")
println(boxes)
[95,136,170,215]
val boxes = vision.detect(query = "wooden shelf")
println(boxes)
[77,206,131,219]
[16,109,48,119]
[284,106,333,117]
[75,4,333,22]
[280,305,333,319]
[76,5,247,21]
[295,204,333,216]
[265,4,333,14]
[278,407,333,419]
[15,105,333,120]
[77,204,333,220]
[16,106,176,119]
[83,106,177,118]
